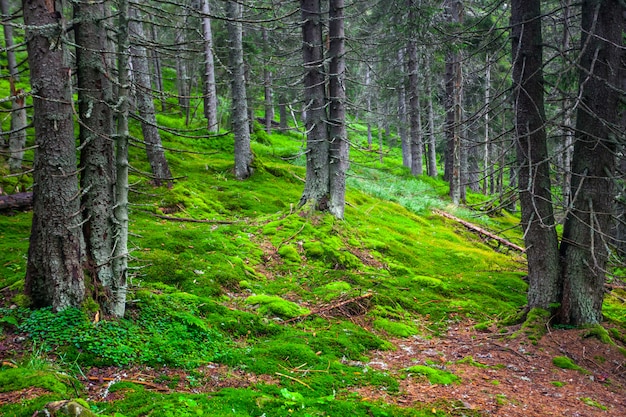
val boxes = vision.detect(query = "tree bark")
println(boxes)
[129,5,173,187]
[328,0,348,219]
[201,0,219,131]
[511,0,560,311]
[397,49,410,169]
[262,27,274,135]
[407,39,423,176]
[299,0,330,208]
[24,0,86,310]
[1,0,19,80]
[8,81,27,173]
[75,0,119,315]
[558,0,623,325]
[112,0,131,318]
[226,0,253,180]
[425,58,437,178]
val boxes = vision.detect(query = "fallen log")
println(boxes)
[434,209,525,253]
[0,192,32,212]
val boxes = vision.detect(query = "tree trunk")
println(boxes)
[482,53,491,195]
[1,0,19,80]
[262,27,274,134]
[149,22,167,113]
[112,0,131,318]
[24,0,86,311]
[328,0,348,219]
[299,0,330,208]
[8,81,27,173]
[511,0,560,311]
[129,5,173,187]
[279,95,288,131]
[407,39,423,177]
[425,60,437,178]
[397,48,410,169]
[226,0,253,180]
[558,0,623,325]
[75,0,119,315]
[201,0,219,131]
[175,13,191,123]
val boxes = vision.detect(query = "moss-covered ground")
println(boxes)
[2,110,625,416]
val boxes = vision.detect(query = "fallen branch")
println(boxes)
[282,293,374,324]
[0,192,32,212]
[434,209,525,253]
[142,210,237,224]
[86,376,168,392]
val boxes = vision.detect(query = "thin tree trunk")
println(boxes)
[175,13,191,123]
[299,0,329,208]
[365,65,372,149]
[426,61,437,178]
[511,0,560,311]
[112,0,131,318]
[483,53,491,195]
[75,0,119,315]
[558,0,622,325]
[328,0,348,219]
[201,0,219,131]
[407,39,423,176]
[397,49,410,169]
[279,95,288,131]
[226,0,253,180]
[149,22,167,113]
[24,0,85,310]
[262,27,274,134]
[129,5,173,187]
[8,81,26,173]
[1,0,18,80]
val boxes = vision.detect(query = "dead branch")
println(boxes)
[282,292,374,324]
[434,209,525,252]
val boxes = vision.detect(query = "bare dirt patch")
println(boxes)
[358,322,626,416]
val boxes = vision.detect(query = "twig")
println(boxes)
[282,293,374,324]
[275,372,312,389]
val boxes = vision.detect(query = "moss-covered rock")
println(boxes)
[45,399,97,417]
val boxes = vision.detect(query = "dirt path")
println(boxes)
[357,322,626,416]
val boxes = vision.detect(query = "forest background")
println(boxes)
[0,0,625,416]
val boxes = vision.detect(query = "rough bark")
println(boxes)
[299,0,330,208]
[175,12,191,123]
[558,0,623,325]
[24,0,86,310]
[482,54,491,195]
[149,22,167,113]
[328,0,348,219]
[262,27,274,134]
[201,0,219,131]
[8,82,27,173]
[397,49,410,169]
[511,0,560,311]
[226,0,253,180]
[129,5,173,187]
[75,0,119,315]
[407,39,423,176]
[1,0,19,80]
[425,61,438,178]
[112,0,131,318]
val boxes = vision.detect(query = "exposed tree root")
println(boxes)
[282,292,373,324]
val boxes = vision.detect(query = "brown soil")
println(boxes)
[357,321,626,416]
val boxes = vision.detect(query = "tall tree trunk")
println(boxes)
[511,0,560,311]
[1,0,19,80]
[365,65,372,149]
[328,0,348,219]
[558,0,623,325]
[444,0,463,204]
[8,81,26,173]
[201,0,219,131]
[149,22,167,113]
[226,0,253,180]
[24,0,85,310]
[560,0,574,208]
[407,39,423,176]
[425,59,437,178]
[262,27,274,134]
[175,12,191,123]
[129,5,173,187]
[112,0,131,318]
[279,95,288,131]
[397,49,410,169]
[75,0,119,315]
[299,0,329,208]
[483,53,491,195]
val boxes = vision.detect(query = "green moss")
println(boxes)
[278,244,301,263]
[552,356,589,374]
[373,318,419,337]
[0,367,69,394]
[245,294,310,319]
[405,365,460,385]
[512,308,550,344]
[582,324,614,345]
[579,397,607,410]
[550,381,565,387]
[456,356,488,368]
[314,281,352,301]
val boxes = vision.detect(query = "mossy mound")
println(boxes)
[245,294,310,319]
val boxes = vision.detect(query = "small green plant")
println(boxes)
[579,397,607,410]
[456,356,488,368]
[550,381,565,387]
[552,356,589,374]
[405,365,460,385]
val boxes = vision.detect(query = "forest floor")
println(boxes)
[3,319,625,416]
